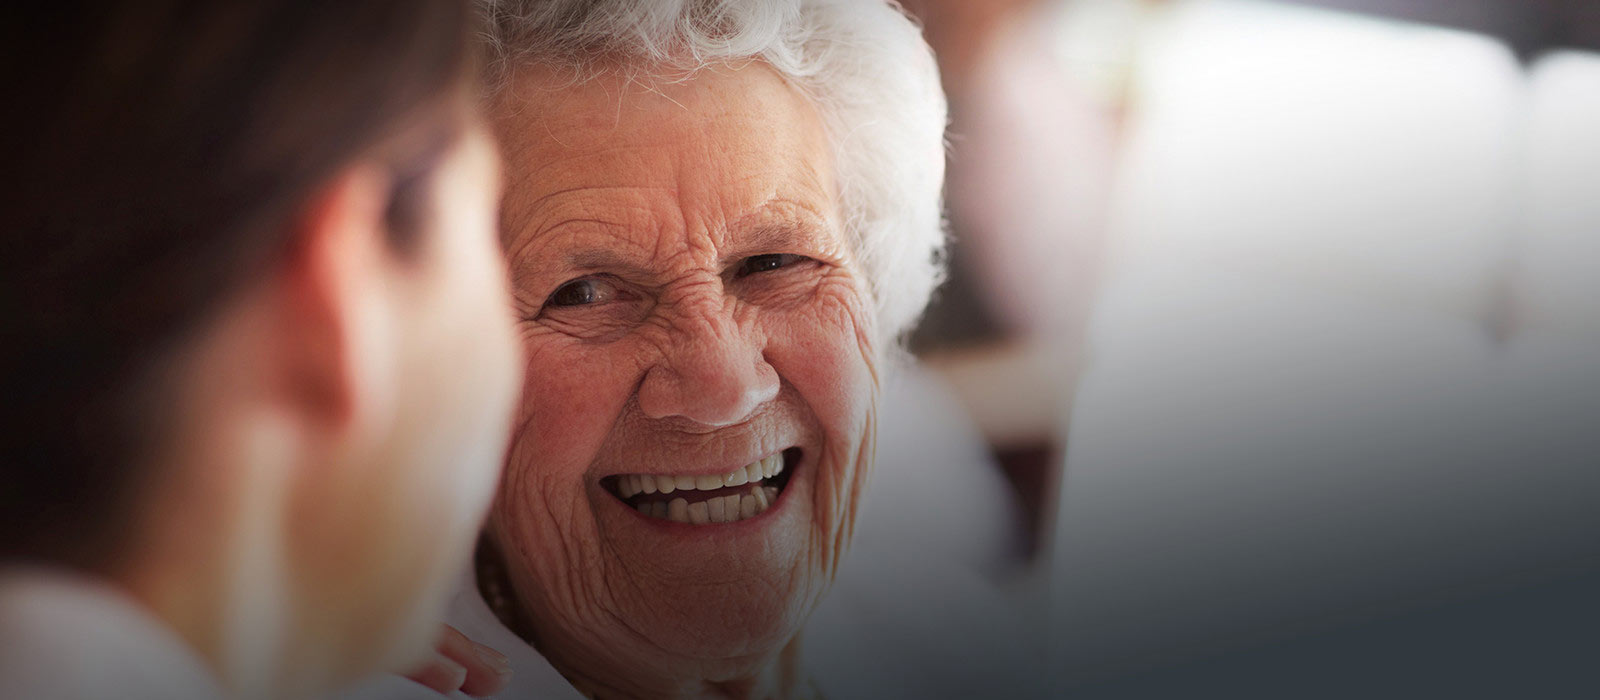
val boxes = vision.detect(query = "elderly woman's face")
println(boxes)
[488,63,877,684]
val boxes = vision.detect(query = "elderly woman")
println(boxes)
[451,0,949,697]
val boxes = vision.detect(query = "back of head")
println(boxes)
[0,0,475,571]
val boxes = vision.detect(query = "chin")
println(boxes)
[591,446,830,661]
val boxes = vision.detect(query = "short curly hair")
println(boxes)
[476,0,949,342]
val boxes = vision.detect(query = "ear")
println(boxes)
[276,164,398,438]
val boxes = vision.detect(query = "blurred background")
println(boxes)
[883,0,1598,695]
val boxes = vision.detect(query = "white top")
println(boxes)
[0,568,224,700]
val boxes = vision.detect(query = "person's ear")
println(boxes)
[275,164,399,439]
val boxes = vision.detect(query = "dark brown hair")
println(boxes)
[0,1,478,570]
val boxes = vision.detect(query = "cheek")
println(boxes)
[767,272,878,422]
[514,336,625,458]
[761,274,878,523]
[498,328,643,536]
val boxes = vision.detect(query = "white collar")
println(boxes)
[437,566,588,700]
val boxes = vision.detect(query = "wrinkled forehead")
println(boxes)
[490,60,841,268]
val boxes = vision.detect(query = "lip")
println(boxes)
[597,446,796,481]
[597,447,805,531]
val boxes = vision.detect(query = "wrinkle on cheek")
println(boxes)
[833,405,876,569]
[498,470,617,650]
[762,270,877,596]
[497,325,661,629]
[809,274,878,361]
[592,537,681,642]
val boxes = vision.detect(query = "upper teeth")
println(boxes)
[616,453,784,499]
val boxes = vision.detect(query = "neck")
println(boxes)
[113,431,341,700]
[116,551,232,688]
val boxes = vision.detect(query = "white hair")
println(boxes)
[476,0,949,343]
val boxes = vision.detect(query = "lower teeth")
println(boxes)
[638,485,782,525]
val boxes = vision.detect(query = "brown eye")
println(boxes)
[736,254,807,278]
[546,278,618,308]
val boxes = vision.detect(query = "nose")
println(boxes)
[637,307,779,427]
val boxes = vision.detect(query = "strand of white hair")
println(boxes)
[476,0,949,343]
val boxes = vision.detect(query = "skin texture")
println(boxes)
[121,121,523,699]
[487,63,880,698]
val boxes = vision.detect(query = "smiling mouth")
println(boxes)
[602,447,800,525]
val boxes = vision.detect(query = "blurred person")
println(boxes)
[896,0,1139,544]
[397,0,1028,697]
[0,2,523,699]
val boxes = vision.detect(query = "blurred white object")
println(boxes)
[1047,0,1600,695]
[1106,0,1524,319]
[1513,51,1600,339]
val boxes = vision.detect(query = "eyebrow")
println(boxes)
[563,248,653,277]
[721,221,821,261]
[552,218,825,273]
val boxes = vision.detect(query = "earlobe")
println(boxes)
[276,165,396,437]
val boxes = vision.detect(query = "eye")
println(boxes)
[736,254,808,278]
[546,277,619,308]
